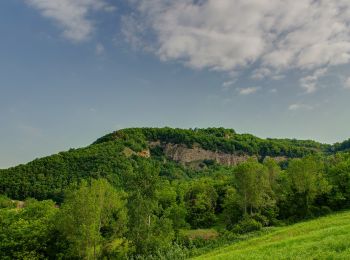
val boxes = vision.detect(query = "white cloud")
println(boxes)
[345,77,350,89]
[251,68,272,80]
[95,43,105,55]
[237,87,260,95]
[300,68,328,93]
[288,103,314,111]
[103,5,117,13]
[124,0,350,92]
[222,80,235,91]
[26,0,116,42]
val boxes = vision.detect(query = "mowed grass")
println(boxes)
[193,211,350,260]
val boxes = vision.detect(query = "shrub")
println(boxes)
[232,217,262,234]
[0,195,14,209]
[251,213,270,226]
[309,205,332,218]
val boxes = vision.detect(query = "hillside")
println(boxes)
[0,127,331,201]
[1,127,350,259]
[94,127,331,157]
[194,211,350,259]
[0,127,348,202]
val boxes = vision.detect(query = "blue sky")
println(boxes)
[1,0,350,168]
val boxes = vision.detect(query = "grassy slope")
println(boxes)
[193,211,350,260]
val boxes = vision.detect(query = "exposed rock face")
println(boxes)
[149,142,288,166]
[161,143,252,166]
[138,149,151,158]
[123,147,150,158]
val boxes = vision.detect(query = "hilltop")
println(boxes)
[0,127,348,201]
[0,127,330,200]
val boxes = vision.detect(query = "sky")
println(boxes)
[1,0,350,168]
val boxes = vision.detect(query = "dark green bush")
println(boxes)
[0,195,14,209]
[251,213,269,226]
[232,217,263,234]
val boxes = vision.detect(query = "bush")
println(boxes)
[320,206,332,216]
[232,217,262,234]
[309,206,332,218]
[0,195,14,209]
[251,213,269,226]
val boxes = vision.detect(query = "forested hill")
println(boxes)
[1,127,350,259]
[94,127,331,157]
[0,127,347,202]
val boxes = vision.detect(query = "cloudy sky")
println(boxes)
[1,0,350,168]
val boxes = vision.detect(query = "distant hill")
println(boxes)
[0,127,346,201]
[94,127,331,157]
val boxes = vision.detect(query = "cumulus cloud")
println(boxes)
[345,77,350,89]
[288,103,314,111]
[95,43,105,55]
[124,0,350,92]
[300,68,328,93]
[237,87,260,95]
[222,80,235,90]
[26,0,115,42]
[251,68,273,80]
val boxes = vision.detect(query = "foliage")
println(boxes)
[194,211,350,260]
[185,179,218,228]
[281,156,331,218]
[0,128,350,259]
[0,199,58,260]
[54,179,128,259]
[0,195,14,209]
[95,127,326,157]
[233,160,271,215]
[231,217,263,234]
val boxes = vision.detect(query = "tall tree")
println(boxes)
[286,157,330,216]
[184,178,218,228]
[124,158,174,255]
[234,160,271,215]
[326,154,350,209]
[56,179,128,259]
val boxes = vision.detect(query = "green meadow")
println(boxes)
[194,211,350,260]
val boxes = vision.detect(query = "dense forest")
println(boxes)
[1,127,350,259]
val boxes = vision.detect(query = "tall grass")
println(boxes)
[193,211,350,259]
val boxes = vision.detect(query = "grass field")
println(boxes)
[193,211,350,260]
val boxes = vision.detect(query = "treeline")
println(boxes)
[331,138,350,153]
[94,127,328,157]
[1,153,350,259]
[0,140,131,202]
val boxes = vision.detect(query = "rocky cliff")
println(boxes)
[150,142,286,166]
[163,143,250,166]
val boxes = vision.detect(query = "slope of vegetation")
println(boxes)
[194,211,350,260]
[0,127,349,259]
[95,127,330,157]
[0,127,330,201]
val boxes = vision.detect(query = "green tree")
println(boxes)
[56,179,128,259]
[124,159,174,255]
[325,154,350,209]
[286,157,331,216]
[184,179,218,228]
[234,160,271,215]
[263,157,281,191]
[0,199,57,260]
[222,186,241,228]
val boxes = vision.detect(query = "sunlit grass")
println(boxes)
[193,211,350,260]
